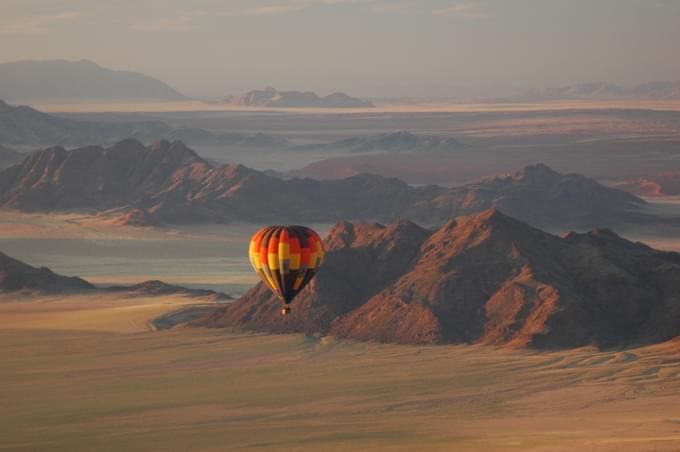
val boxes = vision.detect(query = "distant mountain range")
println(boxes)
[225,86,374,108]
[197,209,680,349]
[0,139,666,230]
[513,81,680,101]
[294,131,461,154]
[0,99,469,154]
[0,99,285,148]
[0,250,229,299]
[0,59,185,102]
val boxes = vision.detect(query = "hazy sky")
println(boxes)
[2,0,680,98]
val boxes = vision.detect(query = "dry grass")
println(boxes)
[2,293,680,451]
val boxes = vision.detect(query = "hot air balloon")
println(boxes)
[248,225,325,316]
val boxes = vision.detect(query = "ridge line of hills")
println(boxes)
[0,138,669,230]
[0,250,230,300]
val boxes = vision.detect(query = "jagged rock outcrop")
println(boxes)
[198,209,680,349]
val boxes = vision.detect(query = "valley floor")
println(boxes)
[2,295,680,451]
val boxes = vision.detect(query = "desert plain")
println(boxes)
[2,284,680,451]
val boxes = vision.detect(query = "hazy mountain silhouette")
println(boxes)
[199,209,680,349]
[226,86,374,108]
[513,81,680,101]
[0,99,284,147]
[0,59,185,102]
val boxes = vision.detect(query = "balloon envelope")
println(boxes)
[248,225,325,305]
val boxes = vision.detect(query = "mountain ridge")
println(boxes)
[0,139,660,230]
[197,209,680,349]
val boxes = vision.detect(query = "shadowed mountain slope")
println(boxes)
[198,210,680,349]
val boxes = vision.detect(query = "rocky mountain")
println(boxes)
[226,87,374,108]
[612,172,680,197]
[0,251,93,293]
[0,59,185,102]
[513,81,680,102]
[198,209,680,349]
[295,131,461,154]
[0,99,285,147]
[0,144,23,168]
[0,140,660,229]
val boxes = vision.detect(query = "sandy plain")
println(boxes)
[2,290,680,451]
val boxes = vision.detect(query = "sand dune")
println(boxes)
[2,293,680,451]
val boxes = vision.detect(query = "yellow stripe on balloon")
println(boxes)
[278,242,289,273]
[249,252,260,270]
[289,253,300,270]
[268,252,279,270]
